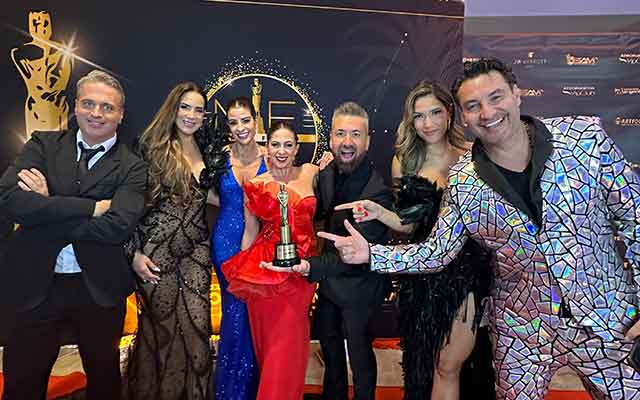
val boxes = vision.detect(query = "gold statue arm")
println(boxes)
[10,47,32,81]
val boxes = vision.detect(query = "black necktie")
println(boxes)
[77,142,105,179]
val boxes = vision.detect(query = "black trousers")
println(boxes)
[314,293,381,400]
[2,273,126,400]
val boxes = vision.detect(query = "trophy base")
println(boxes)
[274,243,300,269]
[272,256,301,268]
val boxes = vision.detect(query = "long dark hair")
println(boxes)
[139,82,206,205]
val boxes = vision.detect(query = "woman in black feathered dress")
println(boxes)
[336,81,495,400]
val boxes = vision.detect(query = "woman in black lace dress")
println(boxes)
[336,81,494,400]
[125,82,222,399]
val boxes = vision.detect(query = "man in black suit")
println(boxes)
[266,102,392,399]
[0,70,146,400]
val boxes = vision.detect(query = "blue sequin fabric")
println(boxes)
[370,116,640,399]
[210,158,266,399]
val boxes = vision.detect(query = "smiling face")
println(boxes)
[457,70,522,147]
[267,127,299,170]
[174,91,205,137]
[330,115,370,174]
[227,105,257,145]
[412,94,450,146]
[74,81,124,145]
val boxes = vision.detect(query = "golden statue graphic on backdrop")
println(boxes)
[11,11,72,138]
[251,78,266,135]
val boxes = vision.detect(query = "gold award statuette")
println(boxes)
[273,184,300,268]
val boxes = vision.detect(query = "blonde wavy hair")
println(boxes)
[395,80,467,175]
[139,82,206,206]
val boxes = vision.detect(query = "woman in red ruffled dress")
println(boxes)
[222,121,319,400]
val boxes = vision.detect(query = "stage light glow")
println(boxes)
[7,24,124,80]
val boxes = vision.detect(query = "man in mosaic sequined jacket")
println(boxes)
[321,58,640,399]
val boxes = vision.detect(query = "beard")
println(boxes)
[334,146,366,174]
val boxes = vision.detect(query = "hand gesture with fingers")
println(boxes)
[318,151,334,171]
[317,220,371,264]
[17,168,49,196]
[334,199,383,223]
[132,251,162,285]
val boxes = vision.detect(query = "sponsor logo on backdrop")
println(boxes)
[561,86,596,97]
[520,88,545,97]
[565,53,599,65]
[513,52,548,65]
[615,116,640,127]
[11,11,73,139]
[614,87,640,96]
[619,53,640,64]
[206,57,327,160]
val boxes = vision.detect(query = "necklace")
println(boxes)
[231,143,261,167]
[485,120,532,169]
[521,120,535,165]
[272,165,297,184]
[522,121,533,147]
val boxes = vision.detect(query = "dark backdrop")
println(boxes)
[464,15,640,163]
[1,1,464,179]
[1,0,464,339]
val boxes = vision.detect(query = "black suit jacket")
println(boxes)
[0,130,147,312]
[308,160,392,308]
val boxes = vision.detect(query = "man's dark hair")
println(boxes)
[451,57,518,104]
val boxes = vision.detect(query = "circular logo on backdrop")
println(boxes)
[205,57,328,163]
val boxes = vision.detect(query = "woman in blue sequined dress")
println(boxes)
[210,97,265,399]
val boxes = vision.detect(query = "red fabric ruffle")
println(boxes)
[222,181,317,300]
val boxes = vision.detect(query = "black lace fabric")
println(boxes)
[124,184,214,400]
